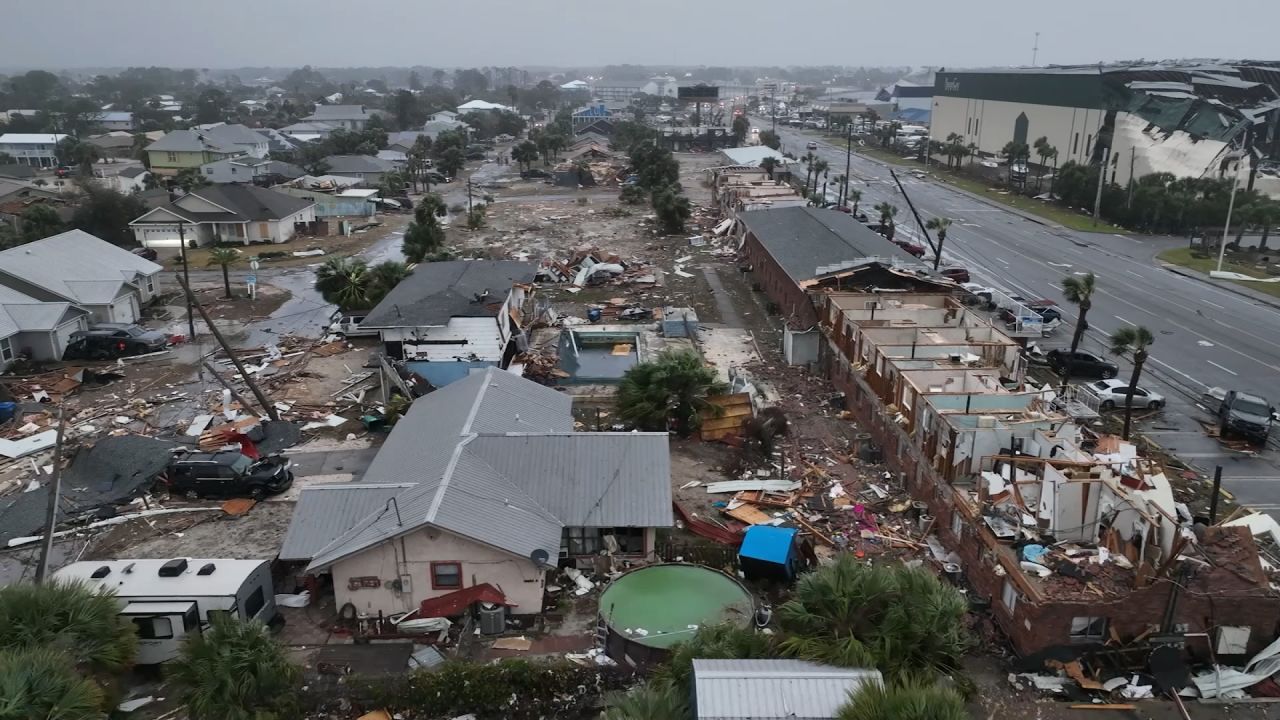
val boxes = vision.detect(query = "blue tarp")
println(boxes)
[739,525,798,565]
[404,360,495,388]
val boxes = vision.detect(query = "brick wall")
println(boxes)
[742,231,819,328]
[823,335,1280,657]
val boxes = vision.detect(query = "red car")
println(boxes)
[939,267,970,283]
[892,239,926,258]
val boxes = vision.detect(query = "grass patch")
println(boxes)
[1158,246,1280,300]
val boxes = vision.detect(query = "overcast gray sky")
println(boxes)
[2,0,1276,70]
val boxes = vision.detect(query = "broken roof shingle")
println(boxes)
[738,206,918,283]
[361,260,536,329]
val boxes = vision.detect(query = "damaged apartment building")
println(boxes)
[818,291,1280,658]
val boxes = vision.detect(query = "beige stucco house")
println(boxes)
[280,367,673,617]
[129,185,315,248]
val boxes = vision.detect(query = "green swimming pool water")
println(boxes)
[598,564,754,649]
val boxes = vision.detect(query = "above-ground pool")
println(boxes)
[598,564,754,665]
[557,330,640,384]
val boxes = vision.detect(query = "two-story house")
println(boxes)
[197,123,270,158]
[0,134,69,168]
[301,105,374,131]
[145,130,240,177]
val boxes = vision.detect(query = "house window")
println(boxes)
[132,616,173,639]
[1072,133,1080,154]
[1000,580,1018,613]
[431,561,462,589]
[145,276,155,293]
[563,527,645,556]
[0,337,12,362]
[205,167,213,174]
[167,152,177,162]
[234,224,245,238]
[950,512,963,538]
[244,587,265,618]
[231,167,237,174]
[973,118,979,135]
[1070,616,1108,641]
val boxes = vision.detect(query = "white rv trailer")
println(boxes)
[54,558,276,664]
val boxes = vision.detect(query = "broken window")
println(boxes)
[1070,616,1108,641]
[950,511,964,538]
[1001,580,1018,613]
[563,527,645,556]
[244,587,265,619]
[430,562,462,589]
[132,616,173,640]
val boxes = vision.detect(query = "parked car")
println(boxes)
[806,141,819,150]
[1045,350,1118,379]
[55,166,74,178]
[1088,379,1165,410]
[63,324,169,360]
[998,299,1061,324]
[939,267,970,283]
[130,247,159,261]
[1218,390,1274,444]
[423,171,450,184]
[164,450,292,500]
[892,239,926,258]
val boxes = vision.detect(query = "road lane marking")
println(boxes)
[1203,300,1226,310]
[1126,270,1143,278]
[1115,316,1137,326]
[1207,360,1239,376]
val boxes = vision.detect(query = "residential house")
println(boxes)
[571,104,613,129]
[277,182,378,219]
[427,110,458,123]
[145,130,240,177]
[692,660,882,720]
[0,134,69,168]
[0,285,91,367]
[130,185,315,248]
[0,165,37,181]
[735,206,925,328]
[277,122,335,143]
[820,290,1280,657]
[199,123,270,158]
[93,111,135,132]
[385,131,429,154]
[282,366,673,616]
[0,178,59,208]
[320,155,397,185]
[104,165,151,194]
[0,229,163,324]
[421,119,469,142]
[255,127,306,155]
[85,131,137,159]
[573,119,616,137]
[376,149,408,167]
[302,104,374,131]
[199,155,303,184]
[560,79,590,91]
[456,100,512,114]
[361,260,537,385]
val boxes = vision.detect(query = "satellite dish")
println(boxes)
[530,549,551,568]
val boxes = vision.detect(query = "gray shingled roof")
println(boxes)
[146,129,236,153]
[737,206,917,283]
[278,483,413,561]
[362,260,537,329]
[202,123,267,148]
[145,185,314,223]
[307,104,372,121]
[302,367,670,573]
[322,154,397,174]
[693,660,882,720]
[0,229,162,306]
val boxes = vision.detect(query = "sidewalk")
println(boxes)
[1159,262,1280,311]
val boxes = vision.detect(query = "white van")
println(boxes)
[327,310,378,338]
[55,558,276,664]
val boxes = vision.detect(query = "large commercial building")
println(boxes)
[930,63,1280,195]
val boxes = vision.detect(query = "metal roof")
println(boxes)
[278,483,413,561]
[303,368,669,572]
[361,260,536,329]
[693,659,882,720]
[0,229,162,306]
[322,154,398,174]
[468,433,674,528]
[0,133,68,145]
[738,207,917,284]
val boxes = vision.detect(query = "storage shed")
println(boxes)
[738,525,801,582]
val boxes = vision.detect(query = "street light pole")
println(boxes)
[1216,156,1244,274]
[1091,147,1109,227]
[177,221,195,339]
[843,121,852,207]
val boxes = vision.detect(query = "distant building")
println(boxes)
[302,104,374,131]
[130,184,315,248]
[93,111,135,132]
[144,130,240,177]
[0,134,69,168]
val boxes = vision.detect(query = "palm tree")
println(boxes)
[617,349,729,436]
[837,676,969,720]
[759,156,778,181]
[874,201,898,241]
[403,201,447,262]
[511,141,539,173]
[944,133,963,169]
[1033,136,1049,191]
[367,260,410,306]
[1109,325,1156,439]
[1060,272,1097,387]
[966,142,979,168]
[0,647,105,720]
[601,681,688,720]
[777,557,970,681]
[802,151,816,195]
[171,615,300,720]
[812,158,830,199]
[847,188,863,217]
[0,579,137,673]
[833,174,847,206]
[206,247,241,299]
[314,256,370,309]
[925,216,952,271]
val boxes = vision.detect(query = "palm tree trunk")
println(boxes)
[221,264,232,299]
[1261,225,1270,251]
[1062,304,1090,387]
[1121,352,1146,440]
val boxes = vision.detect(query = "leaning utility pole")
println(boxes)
[34,408,67,584]
[1091,147,1109,226]
[176,275,279,421]
[890,169,940,262]
[842,122,853,207]
[177,221,195,339]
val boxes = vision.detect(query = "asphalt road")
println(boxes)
[758,119,1280,511]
